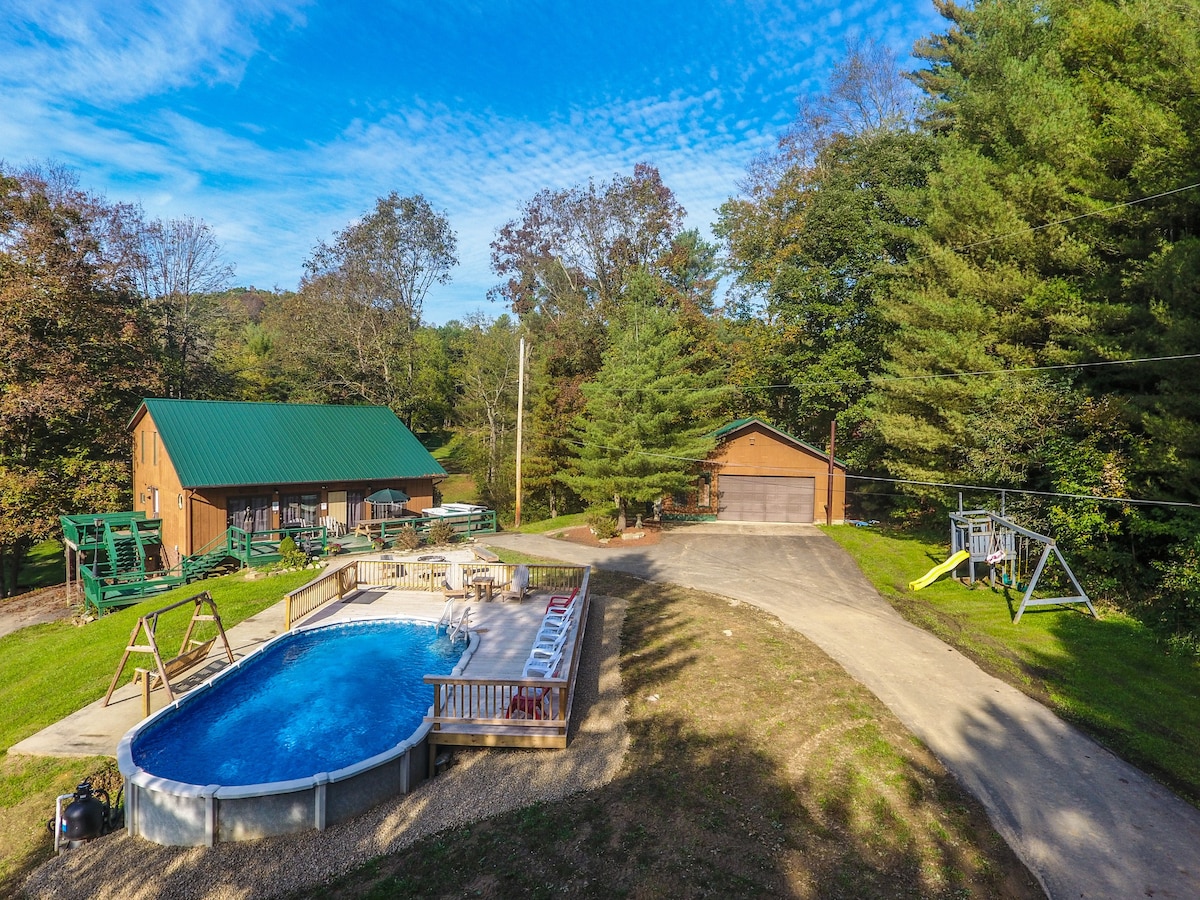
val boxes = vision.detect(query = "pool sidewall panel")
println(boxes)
[217,788,316,842]
[118,616,455,846]
[130,783,209,847]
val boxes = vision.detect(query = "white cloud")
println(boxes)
[0,0,307,105]
[0,0,949,322]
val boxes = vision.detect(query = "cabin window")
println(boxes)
[281,493,319,526]
[227,496,272,532]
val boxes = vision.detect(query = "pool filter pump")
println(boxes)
[48,780,117,852]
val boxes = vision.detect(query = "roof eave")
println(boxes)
[714,417,848,469]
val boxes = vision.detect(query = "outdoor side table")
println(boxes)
[472,575,495,602]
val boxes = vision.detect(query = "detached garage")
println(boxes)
[664,418,846,524]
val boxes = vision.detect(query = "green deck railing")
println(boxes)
[365,511,498,542]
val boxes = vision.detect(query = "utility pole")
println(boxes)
[826,419,836,526]
[514,336,526,529]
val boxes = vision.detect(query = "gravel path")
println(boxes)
[22,593,628,900]
[0,586,79,639]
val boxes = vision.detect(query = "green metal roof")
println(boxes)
[712,417,846,468]
[132,399,447,489]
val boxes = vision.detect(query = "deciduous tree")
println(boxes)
[282,193,457,425]
[131,216,234,398]
[0,165,156,594]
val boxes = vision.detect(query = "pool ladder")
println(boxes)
[438,600,472,645]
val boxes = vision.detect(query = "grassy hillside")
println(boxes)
[826,524,1200,805]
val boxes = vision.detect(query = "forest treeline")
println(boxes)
[3,0,1200,649]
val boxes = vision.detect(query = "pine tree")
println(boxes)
[561,272,728,528]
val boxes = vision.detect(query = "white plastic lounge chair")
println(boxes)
[523,648,564,678]
[533,620,570,645]
[529,630,568,658]
[542,603,575,630]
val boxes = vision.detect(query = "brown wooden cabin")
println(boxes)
[130,399,447,567]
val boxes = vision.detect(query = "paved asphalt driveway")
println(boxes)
[487,523,1200,900]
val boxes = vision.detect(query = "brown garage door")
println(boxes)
[719,475,815,523]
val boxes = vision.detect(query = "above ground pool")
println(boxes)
[118,617,475,846]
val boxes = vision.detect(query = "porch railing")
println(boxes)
[365,511,498,541]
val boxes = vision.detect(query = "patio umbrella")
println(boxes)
[366,487,410,517]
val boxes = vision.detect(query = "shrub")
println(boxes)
[1151,536,1200,655]
[394,524,422,551]
[428,519,456,546]
[587,508,621,540]
[278,535,307,569]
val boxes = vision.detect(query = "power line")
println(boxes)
[915,180,1200,260]
[845,474,1200,509]
[561,437,1200,510]
[735,352,1200,392]
[603,352,1200,395]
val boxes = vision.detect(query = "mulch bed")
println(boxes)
[554,524,664,548]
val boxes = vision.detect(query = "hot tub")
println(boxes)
[117,617,475,846]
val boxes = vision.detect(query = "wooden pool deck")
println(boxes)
[11,557,590,759]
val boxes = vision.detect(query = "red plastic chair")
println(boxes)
[545,586,579,614]
[506,685,552,719]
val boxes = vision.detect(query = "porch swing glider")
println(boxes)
[949,509,1096,623]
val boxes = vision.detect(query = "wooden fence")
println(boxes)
[284,560,586,630]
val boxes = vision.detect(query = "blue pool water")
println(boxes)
[131,620,462,786]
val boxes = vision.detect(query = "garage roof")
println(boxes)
[713,417,846,468]
[130,399,447,488]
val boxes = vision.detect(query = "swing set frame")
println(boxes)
[949,509,1096,623]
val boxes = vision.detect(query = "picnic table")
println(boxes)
[354,518,390,538]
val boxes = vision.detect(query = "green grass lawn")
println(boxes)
[512,511,590,533]
[436,473,477,505]
[825,524,1200,805]
[15,540,65,592]
[0,567,317,892]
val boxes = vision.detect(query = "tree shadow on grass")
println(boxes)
[19,563,1041,900]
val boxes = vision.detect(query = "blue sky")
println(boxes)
[0,1,946,324]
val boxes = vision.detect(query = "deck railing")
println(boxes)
[373,511,498,540]
[285,560,587,628]
[426,677,570,729]
[284,561,359,629]
[423,566,591,750]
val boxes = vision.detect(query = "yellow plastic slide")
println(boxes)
[909,549,970,591]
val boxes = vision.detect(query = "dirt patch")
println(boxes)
[0,585,81,639]
[554,524,663,548]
